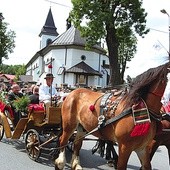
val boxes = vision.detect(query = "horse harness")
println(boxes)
[75,86,166,143]
[86,88,163,136]
[82,88,132,138]
[98,88,130,128]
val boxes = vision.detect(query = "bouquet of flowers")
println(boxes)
[13,95,31,112]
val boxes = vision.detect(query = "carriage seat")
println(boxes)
[28,103,45,124]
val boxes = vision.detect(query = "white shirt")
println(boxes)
[39,84,58,102]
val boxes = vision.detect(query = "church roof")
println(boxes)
[52,26,105,53]
[65,61,102,76]
[39,8,58,37]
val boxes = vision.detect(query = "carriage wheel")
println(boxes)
[25,129,41,161]
[0,121,4,141]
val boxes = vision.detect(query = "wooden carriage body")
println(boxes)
[0,104,62,139]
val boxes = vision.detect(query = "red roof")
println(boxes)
[0,74,15,80]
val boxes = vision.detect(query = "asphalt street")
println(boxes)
[0,136,169,170]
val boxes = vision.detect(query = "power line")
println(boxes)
[147,27,168,34]
[44,0,72,8]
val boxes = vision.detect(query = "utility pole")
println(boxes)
[160,9,170,57]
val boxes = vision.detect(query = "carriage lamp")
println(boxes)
[160,9,170,57]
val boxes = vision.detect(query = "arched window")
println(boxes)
[46,38,52,46]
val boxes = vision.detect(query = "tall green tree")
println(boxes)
[70,0,149,86]
[117,27,137,82]
[0,13,16,64]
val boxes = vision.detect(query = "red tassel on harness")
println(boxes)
[89,105,95,111]
[130,122,150,137]
[130,100,151,137]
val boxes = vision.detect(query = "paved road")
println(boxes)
[0,135,169,170]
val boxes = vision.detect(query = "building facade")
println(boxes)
[26,8,110,89]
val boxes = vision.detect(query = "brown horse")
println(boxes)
[55,62,170,170]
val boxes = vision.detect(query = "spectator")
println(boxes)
[0,82,7,92]
[27,84,36,95]
[29,86,39,104]
[8,84,23,126]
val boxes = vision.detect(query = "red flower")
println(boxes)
[48,64,53,68]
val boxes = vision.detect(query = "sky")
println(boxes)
[0,0,170,78]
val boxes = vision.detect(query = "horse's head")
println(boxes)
[146,75,168,113]
[127,62,170,113]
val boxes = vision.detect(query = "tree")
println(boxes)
[70,0,149,86]
[0,13,16,64]
[117,27,137,82]
[0,64,26,75]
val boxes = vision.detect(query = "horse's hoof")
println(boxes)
[55,165,63,170]
[75,165,83,170]
[107,160,114,167]
[107,160,117,169]
[54,159,64,170]
[55,165,61,170]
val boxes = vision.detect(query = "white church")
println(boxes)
[25,8,110,89]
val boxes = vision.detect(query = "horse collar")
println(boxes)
[98,90,126,126]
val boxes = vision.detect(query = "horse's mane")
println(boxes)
[127,62,170,105]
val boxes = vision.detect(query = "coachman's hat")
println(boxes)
[44,73,55,79]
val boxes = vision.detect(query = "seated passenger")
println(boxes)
[8,84,23,126]
[29,86,39,104]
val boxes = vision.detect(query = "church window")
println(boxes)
[46,38,52,46]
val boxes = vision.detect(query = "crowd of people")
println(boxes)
[1,72,170,128]
[0,73,69,127]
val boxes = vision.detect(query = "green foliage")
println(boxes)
[70,0,149,86]
[0,13,16,64]
[0,91,10,106]
[13,95,30,112]
[117,27,137,80]
[0,64,26,75]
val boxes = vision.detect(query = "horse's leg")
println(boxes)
[105,141,118,168]
[71,125,86,170]
[55,148,66,170]
[117,144,132,170]
[149,139,159,161]
[136,147,152,170]
[55,130,72,170]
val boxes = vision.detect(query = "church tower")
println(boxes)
[39,8,59,49]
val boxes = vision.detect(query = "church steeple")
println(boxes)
[39,8,59,49]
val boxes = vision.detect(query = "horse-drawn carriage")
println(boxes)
[1,61,170,170]
[0,99,62,161]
